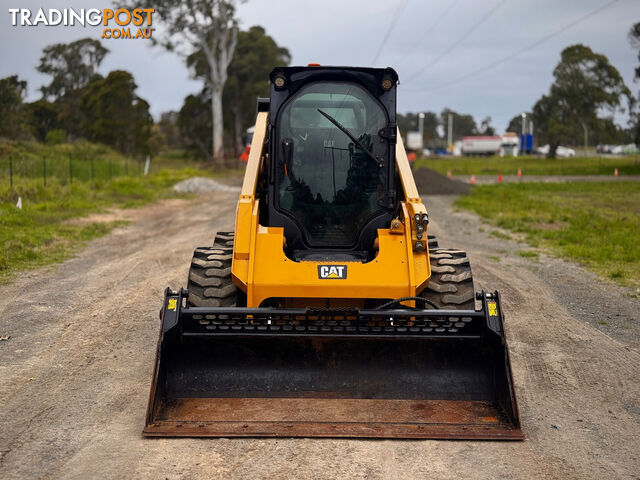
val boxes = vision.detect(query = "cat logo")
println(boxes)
[317,265,347,279]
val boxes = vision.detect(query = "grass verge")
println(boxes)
[415,155,640,176]
[455,182,640,286]
[0,168,212,282]
[0,140,206,182]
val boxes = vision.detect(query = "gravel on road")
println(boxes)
[173,177,241,194]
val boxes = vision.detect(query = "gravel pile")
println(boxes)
[173,177,241,194]
[413,167,471,195]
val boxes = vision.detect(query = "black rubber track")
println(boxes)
[187,231,239,307]
[420,241,475,310]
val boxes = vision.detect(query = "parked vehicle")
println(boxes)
[405,131,423,151]
[537,144,576,157]
[461,136,502,156]
[501,133,520,157]
[597,144,638,155]
[597,144,615,154]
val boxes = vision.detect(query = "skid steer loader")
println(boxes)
[144,66,522,439]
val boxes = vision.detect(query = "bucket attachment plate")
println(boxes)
[143,290,522,439]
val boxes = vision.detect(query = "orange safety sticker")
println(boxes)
[167,298,177,311]
[487,301,497,317]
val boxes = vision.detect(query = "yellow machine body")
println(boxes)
[232,111,431,307]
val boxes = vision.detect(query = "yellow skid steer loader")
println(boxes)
[144,66,522,439]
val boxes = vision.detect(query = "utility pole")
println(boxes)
[418,112,425,151]
[581,123,588,156]
[447,113,453,153]
[521,112,527,154]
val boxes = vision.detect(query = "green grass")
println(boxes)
[0,169,209,281]
[0,139,208,185]
[414,155,640,176]
[518,250,539,259]
[0,139,248,283]
[490,230,512,240]
[455,182,640,286]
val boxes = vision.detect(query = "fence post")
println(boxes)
[43,156,46,187]
[9,155,13,188]
[69,156,72,185]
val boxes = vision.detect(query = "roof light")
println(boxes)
[273,75,286,89]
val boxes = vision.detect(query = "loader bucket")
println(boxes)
[143,289,522,439]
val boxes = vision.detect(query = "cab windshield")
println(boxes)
[277,82,388,247]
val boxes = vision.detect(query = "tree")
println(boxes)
[37,38,109,139]
[157,111,183,149]
[121,0,241,167]
[628,22,640,80]
[0,76,28,138]
[532,44,631,157]
[25,99,59,142]
[397,111,440,146]
[478,116,496,136]
[223,26,290,155]
[37,38,108,100]
[80,70,152,155]
[440,108,477,140]
[147,124,167,157]
[188,25,290,155]
[178,90,213,160]
[505,113,532,135]
[628,22,640,142]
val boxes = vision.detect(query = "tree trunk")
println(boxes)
[201,5,237,168]
[211,86,224,168]
[233,104,243,157]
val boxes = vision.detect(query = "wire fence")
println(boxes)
[1,154,145,189]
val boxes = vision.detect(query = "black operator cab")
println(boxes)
[265,66,399,262]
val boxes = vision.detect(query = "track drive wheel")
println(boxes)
[187,231,239,307]
[421,244,475,310]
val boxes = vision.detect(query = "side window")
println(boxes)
[277,82,388,247]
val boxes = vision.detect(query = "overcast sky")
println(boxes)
[1,0,639,131]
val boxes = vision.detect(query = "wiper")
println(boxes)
[317,109,378,163]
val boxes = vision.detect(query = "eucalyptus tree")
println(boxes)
[121,0,241,167]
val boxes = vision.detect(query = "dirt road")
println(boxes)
[1,188,639,479]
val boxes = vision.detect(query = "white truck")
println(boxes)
[405,131,423,151]
[501,133,520,157]
[461,136,502,156]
